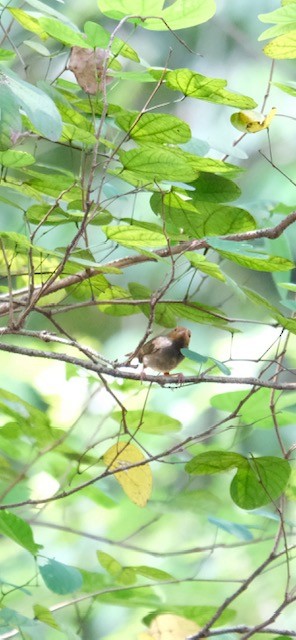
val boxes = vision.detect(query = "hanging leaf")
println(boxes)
[103,441,153,507]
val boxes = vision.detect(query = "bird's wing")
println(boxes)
[142,335,172,355]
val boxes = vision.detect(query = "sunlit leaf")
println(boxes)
[0,511,42,555]
[103,441,153,507]
[33,605,60,630]
[163,68,257,108]
[116,112,191,144]
[39,17,90,47]
[112,410,182,435]
[98,0,216,31]
[140,613,200,640]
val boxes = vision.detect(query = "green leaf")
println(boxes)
[112,410,182,434]
[273,80,296,96]
[83,21,110,48]
[0,511,42,555]
[230,457,291,509]
[259,5,296,40]
[39,17,90,47]
[163,68,257,108]
[26,204,68,225]
[211,388,296,429]
[144,605,235,627]
[184,348,232,374]
[102,224,167,249]
[243,287,296,334]
[0,66,62,141]
[40,559,83,594]
[185,451,244,475]
[111,38,140,62]
[61,123,97,145]
[98,0,216,31]
[33,605,60,630]
[0,150,35,168]
[99,586,161,607]
[97,551,137,585]
[151,192,255,237]
[8,8,48,39]
[134,566,173,581]
[209,357,231,375]
[263,29,296,58]
[189,173,241,202]
[116,112,191,144]
[0,49,16,61]
[98,286,139,316]
[170,301,230,330]
[186,451,291,509]
[118,144,198,183]
[213,248,294,272]
[118,143,239,184]
[0,85,21,151]
[128,282,176,327]
[180,348,208,364]
[185,252,226,281]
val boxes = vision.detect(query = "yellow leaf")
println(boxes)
[231,107,277,133]
[140,613,200,640]
[103,441,152,507]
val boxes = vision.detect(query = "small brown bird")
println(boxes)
[136,326,191,375]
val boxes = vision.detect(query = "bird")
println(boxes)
[135,326,191,376]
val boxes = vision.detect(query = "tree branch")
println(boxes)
[0,211,295,319]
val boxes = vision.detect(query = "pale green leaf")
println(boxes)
[264,29,296,58]
[39,17,90,47]
[128,282,177,327]
[0,66,62,141]
[0,150,35,167]
[185,252,226,281]
[0,49,15,61]
[0,511,42,555]
[98,0,216,31]
[118,144,199,182]
[102,224,167,248]
[164,68,257,108]
[215,249,294,272]
[273,80,296,96]
[33,605,60,630]
[61,123,96,145]
[83,21,110,48]
[116,112,191,144]
[23,40,51,56]
[119,144,240,184]
[112,410,182,434]
[243,287,296,334]
[8,8,48,39]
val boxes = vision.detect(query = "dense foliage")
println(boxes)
[0,1,295,639]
